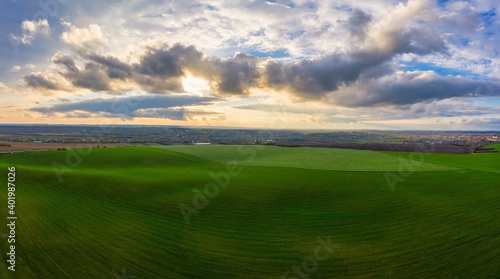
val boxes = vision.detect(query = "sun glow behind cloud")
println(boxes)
[182,72,211,97]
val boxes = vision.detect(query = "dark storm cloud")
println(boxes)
[52,53,78,72]
[333,73,500,107]
[261,3,447,100]
[132,45,260,95]
[264,50,387,98]
[138,44,205,76]
[52,53,114,92]
[24,43,262,95]
[358,62,395,79]
[51,53,111,92]
[70,63,111,91]
[209,53,260,95]
[394,27,447,55]
[263,22,447,99]
[24,73,63,91]
[31,95,216,120]
[135,45,188,78]
[345,9,372,39]
[131,44,206,93]
[87,53,133,79]
[31,44,209,94]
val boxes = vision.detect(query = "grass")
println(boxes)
[382,150,500,173]
[0,146,498,278]
[158,145,456,171]
[484,143,500,151]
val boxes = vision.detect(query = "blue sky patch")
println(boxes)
[401,62,484,79]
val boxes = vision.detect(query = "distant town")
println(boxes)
[0,125,498,154]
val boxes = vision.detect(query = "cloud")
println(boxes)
[450,118,500,127]
[331,71,500,107]
[132,44,259,94]
[132,43,205,92]
[0,82,15,94]
[402,98,500,118]
[131,108,186,120]
[31,94,217,120]
[134,44,201,78]
[234,96,500,124]
[343,9,372,39]
[264,50,387,99]
[3,0,500,129]
[23,72,74,93]
[208,52,260,95]
[369,0,446,56]
[263,0,447,100]
[25,36,486,108]
[24,72,64,91]
[133,107,221,120]
[88,53,133,80]
[51,53,124,92]
[52,53,78,72]
[60,21,108,50]
[25,64,36,69]
[234,103,329,115]
[32,44,200,94]
[71,63,112,92]
[10,19,50,45]
[9,66,21,73]
[25,43,262,95]
[18,0,496,113]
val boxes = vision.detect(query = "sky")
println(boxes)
[0,0,499,130]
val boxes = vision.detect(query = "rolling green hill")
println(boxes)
[0,147,498,278]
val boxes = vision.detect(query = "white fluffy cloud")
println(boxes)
[9,66,21,73]
[60,21,108,50]
[10,19,50,45]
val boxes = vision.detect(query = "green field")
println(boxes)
[159,145,456,171]
[484,143,500,151]
[0,146,499,278]
[381,151,500,173]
